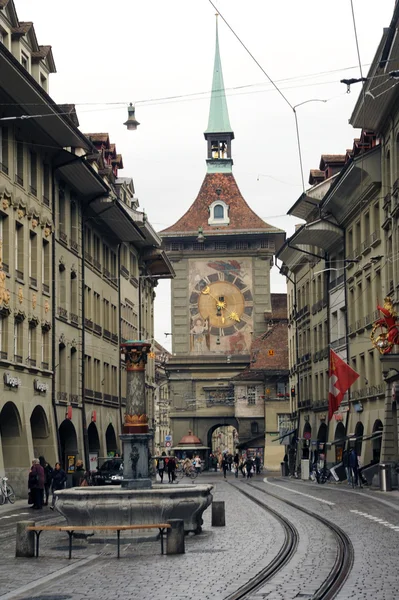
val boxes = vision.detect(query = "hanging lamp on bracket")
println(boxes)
[124,103,140,131]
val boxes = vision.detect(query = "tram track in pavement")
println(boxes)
[226,480,354,600]
[0,508,63,542]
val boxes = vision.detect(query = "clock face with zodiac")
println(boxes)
[189,265,253,339]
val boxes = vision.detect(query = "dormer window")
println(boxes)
[208,200,230,226]
[21,52,29,71]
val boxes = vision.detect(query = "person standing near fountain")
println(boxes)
[157,453,166,483]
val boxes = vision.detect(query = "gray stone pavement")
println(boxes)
[0,474,285,600]
[1,473,399,599]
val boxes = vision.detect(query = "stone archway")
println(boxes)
[354,421,364,457]
[207,420,239,455]
[59,419,78,470]
[372,419,383,463]
[334,421,346,463]
[0,401,29,467]
[30,406,54,463]
[105,424,118,455]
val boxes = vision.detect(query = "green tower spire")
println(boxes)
[205,16,233,134]
[204,16,234,174]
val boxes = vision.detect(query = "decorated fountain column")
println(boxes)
[120,340,152,489]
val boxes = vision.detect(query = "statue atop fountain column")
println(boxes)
[120,340,153,489]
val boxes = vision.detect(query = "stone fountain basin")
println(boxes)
[55,484,213,534]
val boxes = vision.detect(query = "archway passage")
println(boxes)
[317,422,327,445]
[0,401,29,467]
[59,419,78,470]
[334,421,346,463]
[88,422,100,453]
[211,425,238,456]
[372,419,383,463]
[354,421,364,457]
[30,406,55,464]
[106,424,118,455]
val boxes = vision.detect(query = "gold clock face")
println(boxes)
[189,271,254,337]
[198,282,244,327]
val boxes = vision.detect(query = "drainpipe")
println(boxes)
[117,243,123,430]
[51,168,62,462]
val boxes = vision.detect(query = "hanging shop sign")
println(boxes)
[3,372,21,388]
[33,379,48,393]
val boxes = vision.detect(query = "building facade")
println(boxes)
[0,0,174,495]
[160,21,285,461]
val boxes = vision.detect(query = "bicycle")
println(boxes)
[0,476,16,504]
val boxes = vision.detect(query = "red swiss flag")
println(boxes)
[328,349,359,421]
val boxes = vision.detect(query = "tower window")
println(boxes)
[214,204,224,219]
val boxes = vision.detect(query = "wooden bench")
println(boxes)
[26,524,172,559]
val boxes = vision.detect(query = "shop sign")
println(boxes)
[334,413,344,421]
[34,379,48,393]
[3,372,21,388]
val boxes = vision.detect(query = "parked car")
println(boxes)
[92,458,123,485]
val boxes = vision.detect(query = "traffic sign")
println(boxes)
[303,431,311,440]
[165,441,171,448]
[165,435,172,442]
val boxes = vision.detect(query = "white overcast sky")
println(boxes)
[16,0,394,351]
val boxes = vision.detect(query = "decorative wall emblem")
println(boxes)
[34,379,48,393]
[2,199,9,211]
[44,300,50,313]
[44,227,51,238]
[32,294,37,309]
[31,219,38,229]
[18,287,23,304]
[3,371,21,388]
[59,333,66,349]
[17,209,24,220]
[59,256,66,272]
[0,271,5,304]
[71,264,77,279]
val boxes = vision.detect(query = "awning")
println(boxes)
[236,434,265,449]
[53,151,109,200]
[290,220,342,253]
[171,445,210,451]
[140,248,175,279]
[272,429,297,443]
[330,431,383,446]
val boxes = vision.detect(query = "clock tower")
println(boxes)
[160,18,285,449]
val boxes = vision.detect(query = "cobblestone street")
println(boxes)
[1,473,399,599]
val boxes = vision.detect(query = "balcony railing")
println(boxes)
[103,329,111,340]
[70,240,79,253]
[27,357,36,367]
[70,313,79,325]
[383,193,391,208]
[130,275,139,287]
[112,395,118,404]
[15,174,23,186]
[86,253,93,265]
[85,389,94,398]
[43,195,50,207]
[29,185,37,196]
[0,162,9,175]
[70,394,79,403]
[0,351,8,360]
[84,318,93,329]
[2,262,9,274]
[15,269,24,280]
[370,230,380,246]
[93,258,101,271]
[94,391,103,400]
[59,230,68,244]
[93,323,102,335]
[42,283,50,294]
[112,333,118,343]
[29,276,37,287]
[41,361,49,370]
[57,306,68,320]
[120,265,129,279]
[104,393,112,402]
[103,267,111,279]
[57,391,68,401]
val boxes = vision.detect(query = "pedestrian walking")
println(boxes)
[167,455,177,483]
[194,455,202,474]
[39,456,53,506]
[227,453,233,471]
[245,457,254,479]
[233,453,239,478]
[221,455,229,479]
[342,449,351,485]
[349,448,361,487]
[157,452,166,483]
[209,453,218,472]
[29,458,45,509]
[72,460,88,487]
[254,454,261,475]
[50,462,67,510]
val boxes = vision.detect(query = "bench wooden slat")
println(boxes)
[26,524,171,532]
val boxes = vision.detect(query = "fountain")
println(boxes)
[55,341,213,533]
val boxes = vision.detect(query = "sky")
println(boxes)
[14,0,395,351]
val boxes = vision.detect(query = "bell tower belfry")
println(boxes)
[160,17,286,453]
[204,16,234,174]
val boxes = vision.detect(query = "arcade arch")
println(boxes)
[334,421,346,463]
[372,419,383,463]
[30,405,55,463]
[0,402,29,467]
[58,419,78,470]
[354,421,364,457]
[105,424,118,455]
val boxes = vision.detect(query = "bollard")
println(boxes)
[166,519,185,554]
[212,501,225,527]
[16,521,35,558]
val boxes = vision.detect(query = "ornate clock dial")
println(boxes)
[190,274,253,336]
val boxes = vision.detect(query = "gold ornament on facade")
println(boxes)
[44,227,51,238]
[17,209,24,220]
[370,296,399,354]
[44,300,50,313]
[18,287,23,304]
[124,414,148,424]
[0,271,6,304]
[31,219,38,229]
[0,239,2,269]
[32,293,37,309]
[2,199,9,211]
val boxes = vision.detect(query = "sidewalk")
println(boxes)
[0,498,29,515]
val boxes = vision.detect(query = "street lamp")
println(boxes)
[124,103,140,131]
